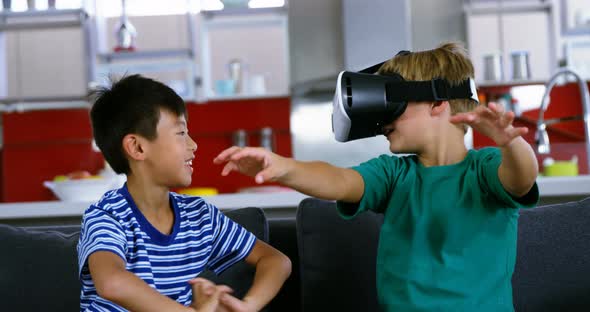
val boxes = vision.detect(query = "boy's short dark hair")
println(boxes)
[90,74,186,175]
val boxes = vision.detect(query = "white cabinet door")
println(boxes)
[467,14,502,82]
[467,7,554,83]
[6,28,86,98]
[501,11,551,81]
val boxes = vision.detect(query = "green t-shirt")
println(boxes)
[337,147,539,312]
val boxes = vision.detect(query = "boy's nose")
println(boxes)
[188,135,197,151]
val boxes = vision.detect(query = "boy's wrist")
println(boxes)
[498,135,522,149]
[242,295,261,311]
[278,157,296,184]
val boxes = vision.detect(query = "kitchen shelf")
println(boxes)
[0,95,89,112]
[0,8,88,31]
[201,6,287,18]
[463,1,552,15]
[97,49,193,62]
[477,79,547,88]
[205,92,290,102]
[0,95,87,104]
[95,60,197,100]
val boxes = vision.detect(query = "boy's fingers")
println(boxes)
[509,126,528,138]
[449,113,472,124]
[230,148,265,162]
[220,293,243,309]
[487,102,504,116]
[216,285,233,294]
[188,277,210,285]
[214,146,241,164]
[221,162,238,176]
[202,283,214,296]
[488,102,504,115]
[256,166,276,184]
[501,111,515,128]
[478,107,496,120]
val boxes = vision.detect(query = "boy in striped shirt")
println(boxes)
[78,75,291,312]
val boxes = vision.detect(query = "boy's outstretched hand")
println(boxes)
[450,102,528,147]
[213,146,290,184]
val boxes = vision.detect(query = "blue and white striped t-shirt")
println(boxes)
[77,184,256,311]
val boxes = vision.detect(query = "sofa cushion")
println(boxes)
[0,206,268,312]
[296,197,383,312]
[268,218,300,312]
[0,224,80,312]
[512,197,590,311]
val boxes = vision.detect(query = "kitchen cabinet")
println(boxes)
[0,96,292,202]
[465,0,557,84]
[185,96,292,194]
[560,0,590,36]
[94,12,199,100]
[1,109,104,202]
[199,11,290,101]
[0,8,94,100]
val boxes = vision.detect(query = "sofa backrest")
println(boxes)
[512,197,590,311]
[0,224,80,311]
[198,207,269,301]
[0,206,268,312]
[296,197,384,312]
[296,197,590,311]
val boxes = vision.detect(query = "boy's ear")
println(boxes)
[122,134,147,161]
[431,101,450,116]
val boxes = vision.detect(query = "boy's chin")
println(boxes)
[389,145,417,155]
[171,179,192,189]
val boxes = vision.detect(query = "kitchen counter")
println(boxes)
[0,191,309,220]
[0,176,589,220]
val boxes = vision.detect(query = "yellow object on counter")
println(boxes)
[177,187,219,196]
[544,161,579,177]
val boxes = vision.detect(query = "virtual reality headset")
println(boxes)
[332,51,479,142]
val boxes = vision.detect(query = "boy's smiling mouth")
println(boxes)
[185,158,194,167]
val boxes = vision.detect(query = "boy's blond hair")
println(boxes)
[378,42,479,115]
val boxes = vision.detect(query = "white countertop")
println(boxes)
[0,175,589,220]
[0,191,309,220]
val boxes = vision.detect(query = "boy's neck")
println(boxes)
[125,174,171,216]
[418,125,469,167]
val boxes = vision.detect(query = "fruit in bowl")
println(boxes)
[44,171,125,202]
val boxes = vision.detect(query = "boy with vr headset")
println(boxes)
[214,42,539,311]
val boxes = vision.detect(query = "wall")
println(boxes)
[287,0,344,85]
[410,0,466,50]
[342,0,411,70]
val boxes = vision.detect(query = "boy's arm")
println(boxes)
[498,136,538,197]
[89,251,196,312]
[214,147,364,203]
[219,240,291,311]
[450,102,538,197]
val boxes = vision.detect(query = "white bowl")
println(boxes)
[43,177,124,202]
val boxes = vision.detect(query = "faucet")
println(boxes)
[535,68,590,173]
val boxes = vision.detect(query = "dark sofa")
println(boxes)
[2,198,590,311]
